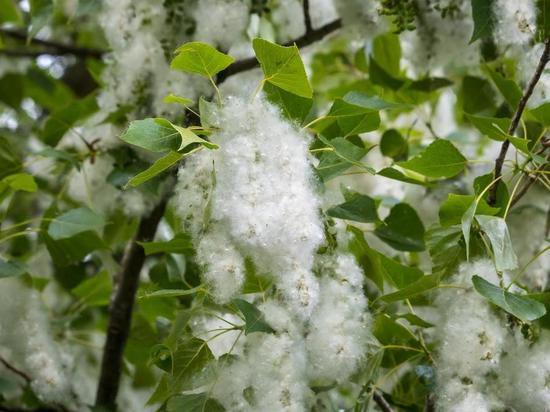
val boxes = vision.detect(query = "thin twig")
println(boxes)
[0,356,31,384]
[373,391,394,412]
[488,38,550,205]
[0,28,104,59]
[303,0,313,33]
[216,18,342,83]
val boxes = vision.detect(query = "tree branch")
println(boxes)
[0,28,105,59]
[94,197,169,409]
[303,0,313,34]
[373,391,394,412]
[0,356,31,384]
[216,18,342,84]
[488,38,550,205]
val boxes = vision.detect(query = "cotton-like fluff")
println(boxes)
[309,0,339,28]
[191,0,250,51]
[270,0,306,42]
[211,331,310,412]
[434,259,507,411]
[211,96,324,315]
[492,0,537,48]
[0,279,71,405]
[196,227,246,303]
[498,332,550,410]
[401,0,479,76]
[333,0,386,35]
[518,42,550,107]
[306,253,369,382]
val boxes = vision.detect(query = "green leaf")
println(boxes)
[0,74,23,109]
[476,215,518,271]
[377,167,427,186]
[120,118,217,153]
[485,67,522,108]
[380,275,440,302]
[171,42,234,79]
[233,298,275,335]
[199,97,220,128]
[253,38,312,98]
[263,82,312,123]
[372,315,421,367]
[372,33,401,77]
[163,93,193,106]
[530,102,550,126]
[0,137,22,179]
[0,0,22,24]
[380,129,408,160]
[347,226,385,291]
[396,313,434,328]
[37,148,80,170]
[326,192,379,223]
[316,137,372,181]
[470,0,496,43]
[465,114,531,154]
[2,173,37,192]
[29,0,53,38]
[167,394,224,412]
[127,151,184,187]
[312,96,381,137]
[0,259,27,278]
[375,203,425,252]
[147,338,214,405]
[47,207,105,240]
[369,57,405,90]
[439,194,499,227]
[397,139,467,179]
[426,226,464,276]
[472,275,546,322]
[407,77,453,92]
[138,234,193,256]
[41,94,98,146]
[138,286,203,300]
[461,198,478,261]
[71,270,112,306]
[460,76,496,114]
[379,254,424,289]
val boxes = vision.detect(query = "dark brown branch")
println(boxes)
[424,394,436,412]
[216,18,342,84]
[488,38,550,205]
[0,28,105,59]
[373,391,394,412]
[303,0,313,33]
[0,356,31,384]
[94,197,169,410]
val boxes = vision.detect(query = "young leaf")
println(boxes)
[138,234,193,256]
[29,0,53,38]
[163,93,193,106]
[316,137,373,181]
[263,82,312,123]
[0,0,22,24]
[461,198,478,260]
[127,151,185,187]
[380,275,440,302]
[439,194,499,227]
[379,254,424,289]
[380,129,408,160]
[397,139,467,179]
[120,118,217,153]
[464,114,531,153]
[171,42,234,79]
[233,298,275,335]
[476,215,519,271]
[377,167,427,186]
[2,173,37,192]
[472,275,546,322]
[71,270,112,306]
[252,38,313,98]
[326,192,379,223]
[372,33,401,77]
[48,207,105,240]
[375,203,425,251]
[167,394,224,412]
[485,67,522,108]
[530,102,550,126]
[470,0,496,43]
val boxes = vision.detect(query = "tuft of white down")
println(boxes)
[434,259,507,411]
[176,95,324,314]
[0,279,72,405]
[306,253,370,382]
